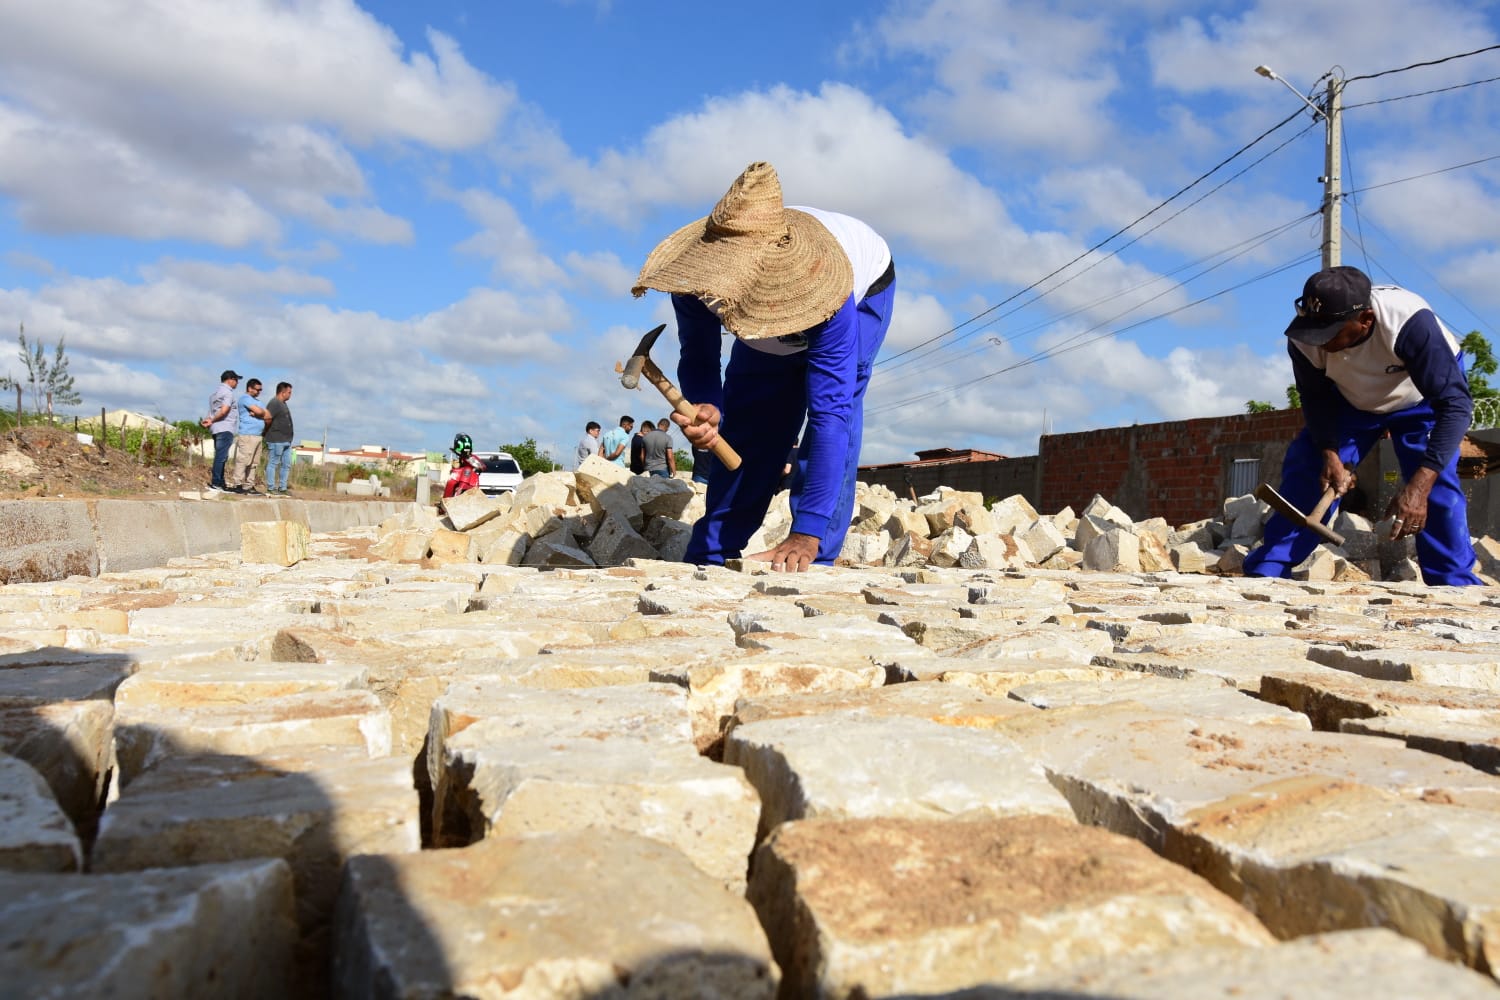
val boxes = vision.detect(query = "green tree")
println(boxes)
[13,324,80,417]
[1285,383,1301,409]
[1462,330,1498,398]
[499,438,559,476]
[1245,400,1275,413]
[674,448,694,472]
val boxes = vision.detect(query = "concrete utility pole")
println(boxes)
[1255,66,1345,268]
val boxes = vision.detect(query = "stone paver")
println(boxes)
[5,500,1500,994]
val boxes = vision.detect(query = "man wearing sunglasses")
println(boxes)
[1244,265,1481,586]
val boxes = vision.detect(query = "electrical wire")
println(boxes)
[1339,221,1499,340]
[1344,74,1500,109]
[868,247,1319,416]
[875,106,1307,368]
[1345,44,1500,83]
[1342,154,1500,196]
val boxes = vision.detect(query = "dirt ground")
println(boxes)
[0,425,364,501]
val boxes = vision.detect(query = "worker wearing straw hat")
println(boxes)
[633,161,895,571]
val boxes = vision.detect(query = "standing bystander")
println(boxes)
[263,382,295,495]
[201,369,240,493]
[601,415,634,468]
[228,378,270,495]
[643,418,676,478]
[575,421,603,469]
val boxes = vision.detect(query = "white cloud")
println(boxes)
[449,189,567,287]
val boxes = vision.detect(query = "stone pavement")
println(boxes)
[1,520,1499,998]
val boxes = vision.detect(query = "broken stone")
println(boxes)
[1083,527,1140,573]
[1019,516,1067,563]
[587,512,658,566]
[959,532,1033,570]
[520,532,595,568]
[0,753,80,872]
[439,490,507,532]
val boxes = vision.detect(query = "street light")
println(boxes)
[1255,63,1344,268]
[1254,65,1326,121]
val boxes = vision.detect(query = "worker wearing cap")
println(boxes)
[1244,265,1481,586]
[632,161,895,572]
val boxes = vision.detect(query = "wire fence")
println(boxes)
[1474,396,1500,430]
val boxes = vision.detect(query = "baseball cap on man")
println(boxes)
[220,369,242,381]
[1284,266,1372,347]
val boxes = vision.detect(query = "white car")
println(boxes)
[473,451,523,496]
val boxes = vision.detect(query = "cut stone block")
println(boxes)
[1307,643,1500,690]
[928,526,972,567]
[470,524,529,565]
[334,831,778,998]
[0,859,295,998]
[725,714,1071,838]
[1019,516,1067,562]
[93,748,418,994]
[368,528,431,561]
[429,683,693,845]
[1096,634,1334,690]
[1083,527,1141,572]
[933,657,1135,695]
[1341,714,1500,774]
[960,532,1033,570]
[630,475,696,520]
[440,489,506,532]
[0,698,114,828]
[114,690,391,786]
[988,493,1040,534]
[993,705,1500,852]
[571,454,633,504]
[587,512,657,566]
[424,527,474,564]
[749,815,1272,999]
[1031,928,1500,999]
[240,520,311,567]
[440,736,759,892]
[0,650,133,708]
[509,470,574,508]
[728,680,1035,733]
[1260,670,1500,732]
[1008,674,1312,729]
[1168,776,1500,976]
[114,660,368,708]
[521,532,595,568]
[650,655,885,755]
[839,530,890,566]
[0,753,80,872]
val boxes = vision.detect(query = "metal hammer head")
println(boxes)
[619,324,666,390]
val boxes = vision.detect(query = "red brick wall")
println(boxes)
[1039,410,1306,524]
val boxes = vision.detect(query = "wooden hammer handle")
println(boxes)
[1308,485,1338,526]
[640,358,742,471]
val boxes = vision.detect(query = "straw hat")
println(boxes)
[631,162,852,340]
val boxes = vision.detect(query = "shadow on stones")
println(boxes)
[0,645,455,999]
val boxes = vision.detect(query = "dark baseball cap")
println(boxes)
[1284,266,1372,347]
[220,369,242,381]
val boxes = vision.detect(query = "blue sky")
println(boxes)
[1,0,1497,466]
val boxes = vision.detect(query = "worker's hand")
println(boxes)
[1319,450,1354,496]
[1385,467,1438,541]
[747,532,820,573]
[671,403,721,451]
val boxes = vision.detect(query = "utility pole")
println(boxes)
[1255,66,1344,268]
[1321,77,1343,268]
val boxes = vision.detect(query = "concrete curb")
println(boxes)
[0,497,409,583]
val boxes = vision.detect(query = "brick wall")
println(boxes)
[1039,410,1306,523]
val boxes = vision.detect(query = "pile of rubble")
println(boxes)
[381,455,1500,585]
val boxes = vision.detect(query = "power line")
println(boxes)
[1346,44,1500,83]
[1340,221,1499,341]
[1345,73,1500,109]
[1343,153,1500,196]
[875,105,1307,368]
[868,245,1319,417]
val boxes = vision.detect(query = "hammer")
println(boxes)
[618,324,742,470]
[1254,482,1346,546]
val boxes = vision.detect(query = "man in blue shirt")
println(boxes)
[228,377,271,495]
[1244,266,1481,586]
[200,369,239,492]
[633,162,894,571]
[600,415,634,468]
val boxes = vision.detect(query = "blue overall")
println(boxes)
[675,276,896,565]
[1243,397,1481,586]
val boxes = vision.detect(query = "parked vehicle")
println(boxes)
[473,451,523,496]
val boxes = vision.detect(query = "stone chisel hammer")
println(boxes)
[617,324,742,471]
[1254,482,1345,546]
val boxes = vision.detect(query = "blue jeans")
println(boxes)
[266,441,293,491]
[686,276,895,565]
[1243,398,1481,586]
[211,431,234,488]
[649,469,671,478]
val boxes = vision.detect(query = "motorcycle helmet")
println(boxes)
[452,432,473,457]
